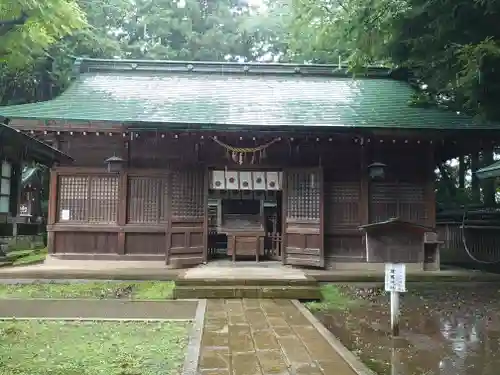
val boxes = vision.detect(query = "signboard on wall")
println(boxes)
[61,209,70,221]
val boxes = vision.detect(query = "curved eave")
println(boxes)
[476,161,500,180]
[0,118,73,166]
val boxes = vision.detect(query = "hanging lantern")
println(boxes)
[105,156,125,173]
[367,162,387,180]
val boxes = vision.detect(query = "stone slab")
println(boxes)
[2,260,499,283]
[197,299,360,375]
[183,267,307,280]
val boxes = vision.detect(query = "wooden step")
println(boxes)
[173,285,322,300]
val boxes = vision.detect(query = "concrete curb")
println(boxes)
[0,297,197,302]
[1,269,499,282]
[292,300,377,375]
[182,299,206,375]
[0,271,181,281]
[0,317,192,322]
[0,278,177,284]
[0,299,197,320]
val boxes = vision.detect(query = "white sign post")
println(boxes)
[384,263,406,337]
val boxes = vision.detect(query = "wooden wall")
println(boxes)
[48,168,205,262]
[322,141,433,266]
[438,223,500,264]
[46,132,435,265]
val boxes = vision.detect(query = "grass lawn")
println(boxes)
[305,284,361,312]
[0,281,175,299]
[0,320,189,375]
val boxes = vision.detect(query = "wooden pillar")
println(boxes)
[202,167,209,263]
[116,134,129,255]
[359,141,370,225]
[116,170,128,255]
[10,162,22,239]
[117,139,131,255]
[47,168,58,253]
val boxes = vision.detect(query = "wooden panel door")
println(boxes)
[282,167,324,268]
[166,169,207,267]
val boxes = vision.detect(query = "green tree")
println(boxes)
[288,0,500,121]
[1,0,86,69]
[1,0,290,106]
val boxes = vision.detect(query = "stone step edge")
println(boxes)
[174,292,321,299]
[175,285,319,290]
[173,285,322,299]
[175,278,318,287]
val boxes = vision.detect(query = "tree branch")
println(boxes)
[0,11,29,36]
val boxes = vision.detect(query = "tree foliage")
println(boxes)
[0,0,288,106]
[289,0,500,121]
[0,0,86,69]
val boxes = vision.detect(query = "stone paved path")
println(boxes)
[0,299,197,320]
[199,299,358,375]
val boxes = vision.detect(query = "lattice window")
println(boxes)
[171,170,204,218]
[287,170,320,220]
[127,177,169,223]
[325,182,360,228]
[89,177,119,223]
[370,182,426,224]
[58,175,119,223]
[0,161,12,213]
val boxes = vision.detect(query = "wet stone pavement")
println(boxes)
[318,283,500,375]
[199,299,357,375]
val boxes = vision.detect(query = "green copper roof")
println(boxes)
[0,58,494,130]
[22,166,40,185]
[476,161,500,179]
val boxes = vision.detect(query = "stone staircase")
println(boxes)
[173,264,322,300]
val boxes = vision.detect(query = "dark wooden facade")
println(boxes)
[33,129,437,269]
[0,120,71,239]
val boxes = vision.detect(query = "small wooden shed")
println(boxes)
[359,218,442,271]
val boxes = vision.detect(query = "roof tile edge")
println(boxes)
[74,57,392,78]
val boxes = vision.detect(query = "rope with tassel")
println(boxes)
[210,137,281,164]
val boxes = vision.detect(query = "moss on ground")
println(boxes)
[0,320,189,375]
[11,248,47,266]
[305,284,362,312]
[0,248,48,268]
[0,281,176,299]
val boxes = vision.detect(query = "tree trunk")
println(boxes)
[471,152,481,203]
[458,155,465,189]
[438,163,456,197]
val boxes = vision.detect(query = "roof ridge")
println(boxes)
[72,56,392,78]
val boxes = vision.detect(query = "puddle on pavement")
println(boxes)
[317,284,500,375]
